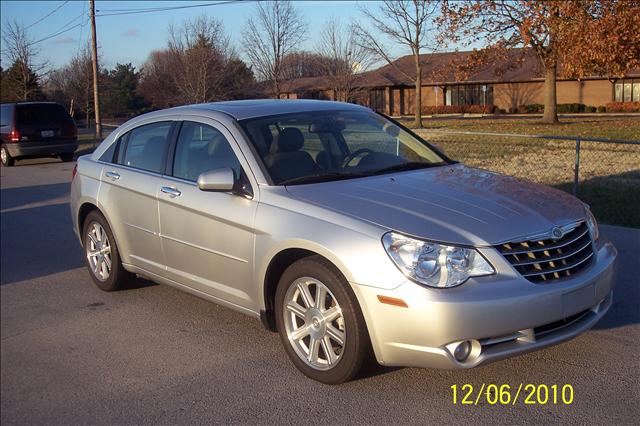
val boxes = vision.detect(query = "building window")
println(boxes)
[614,79,640,102]
[369,89,385,112]
[445,84,494,106]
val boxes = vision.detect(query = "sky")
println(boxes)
[0,0,408,72]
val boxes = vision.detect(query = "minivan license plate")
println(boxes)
[41,130,54,137]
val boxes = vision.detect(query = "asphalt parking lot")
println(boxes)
[1,158,639,425]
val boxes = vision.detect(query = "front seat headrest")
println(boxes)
[272,128,304,153]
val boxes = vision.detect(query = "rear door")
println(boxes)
[157,119,259,310]
[97,120,176,276]
[15,103,76,143]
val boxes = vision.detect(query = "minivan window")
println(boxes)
[173,121,242,182]
[16,104,72,126]
[1,104,14,127]
[120,122,172,173]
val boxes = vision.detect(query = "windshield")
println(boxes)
[239,110,449,185]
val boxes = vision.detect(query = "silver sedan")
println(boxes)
[70,100,616,384]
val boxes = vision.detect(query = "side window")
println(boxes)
[173,121,242,182]
[1,104,14,127]
[119,121,172,173]
[99,139,118,163]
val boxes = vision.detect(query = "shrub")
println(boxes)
[585,106,597,113]
[605,102,640,112]
[557,103,586,113]
[518,104,544,113]
[423,104,496,115]
[597,105,606,113]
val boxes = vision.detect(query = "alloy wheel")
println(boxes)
[86,222,112,281]
[283,277,346,370]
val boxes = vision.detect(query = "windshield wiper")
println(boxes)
[369,161,445,176]
[279,171,367,186]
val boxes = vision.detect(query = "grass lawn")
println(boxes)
[397,115,640,140]
[406,116,640,227]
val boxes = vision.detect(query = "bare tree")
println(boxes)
[139,15,255,108]
[317,18,373,102]
[280,52,334,80]
[243,0,306,97]
[1,20,47,101]
[167,15,233,103]
[46,46,93,126]
[354,1,440,128]
[139,50,180,108]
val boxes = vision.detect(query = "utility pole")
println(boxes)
[89,0,101,140]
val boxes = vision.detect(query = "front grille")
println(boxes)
[497,222,594,283]
[533,309,590,336]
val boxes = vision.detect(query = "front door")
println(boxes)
[157,120,258,310]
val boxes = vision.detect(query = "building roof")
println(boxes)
[280,48,640,93]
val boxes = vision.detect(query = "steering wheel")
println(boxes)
[342,148,375,167]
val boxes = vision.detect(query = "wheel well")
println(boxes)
[78,202,99,235]
[262,248,319,332]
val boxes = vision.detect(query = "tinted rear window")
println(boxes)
[1,104,14,127]
[16,104,72,126]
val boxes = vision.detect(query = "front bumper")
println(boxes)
[5,141,78,157]
[351,240,617,369]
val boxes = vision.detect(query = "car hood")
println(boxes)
[285,164,587,246]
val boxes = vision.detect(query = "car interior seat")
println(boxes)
[264,127,319,182]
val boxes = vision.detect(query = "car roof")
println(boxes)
[1,102,63,107]
[164,99,371,120]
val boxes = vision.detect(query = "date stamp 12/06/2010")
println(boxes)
[451,384,574,406]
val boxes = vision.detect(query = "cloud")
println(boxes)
[53,36,75,45]
[122,28,139,38]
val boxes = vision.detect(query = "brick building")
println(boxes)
[278,49,640,114]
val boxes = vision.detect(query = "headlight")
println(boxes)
[585,208,599,241]
[382,232,494,288]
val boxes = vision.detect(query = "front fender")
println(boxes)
[253,199,407,310]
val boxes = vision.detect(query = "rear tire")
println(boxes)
[275,255,370,384]
[59,153,74,162]
[82,210,134,291]
[1,147,14,167]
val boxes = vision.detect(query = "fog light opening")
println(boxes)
[446,339,481,364]
[453,340,472,362]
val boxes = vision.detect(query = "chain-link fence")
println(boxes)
[414,129,640,228]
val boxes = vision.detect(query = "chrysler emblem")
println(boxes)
[551,226,564,240]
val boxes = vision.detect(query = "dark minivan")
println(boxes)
[1,102,78,166]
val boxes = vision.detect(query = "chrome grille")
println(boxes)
[497,222,594,283]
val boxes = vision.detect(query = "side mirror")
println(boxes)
[197,168,235,192]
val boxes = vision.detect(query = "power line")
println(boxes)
[25,1,70,30]
[95,1,243,17]
[76,0,88,54]
[29,13,85,46]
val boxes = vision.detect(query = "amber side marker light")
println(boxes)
[377,295,408,308]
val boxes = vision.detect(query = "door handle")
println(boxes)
[105,171,120,181]
[161,186,182,198]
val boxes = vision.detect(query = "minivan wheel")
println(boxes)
[59,153,74,162]
[275,256,369,384]
[82,210,133,291]
[1,147,14,167]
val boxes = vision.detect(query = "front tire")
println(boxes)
[275,256,370,384]
[82,210,134,291]
[1,147,14,167]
